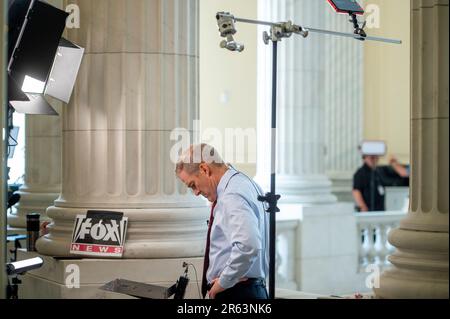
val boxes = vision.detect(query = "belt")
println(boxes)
[207,278,266,291]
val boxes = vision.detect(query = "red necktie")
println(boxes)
[201,200,217,298]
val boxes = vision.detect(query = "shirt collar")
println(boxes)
[216,166,238,199]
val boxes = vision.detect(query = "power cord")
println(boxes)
[183,262,201,299]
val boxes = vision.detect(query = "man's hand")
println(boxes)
[389,154,410,178]
[208,278,225,299]
[352,190,369,212]
[40,221,51,236]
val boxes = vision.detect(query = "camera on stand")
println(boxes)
[5,213,44,299]
[5,257,44,299]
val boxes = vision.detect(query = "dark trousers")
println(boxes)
[214,279,269,301]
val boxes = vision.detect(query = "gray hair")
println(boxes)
[175,143,225,175]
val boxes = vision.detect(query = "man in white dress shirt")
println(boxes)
[175,144,269,300]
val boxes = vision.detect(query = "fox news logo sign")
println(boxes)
[70,211,128,257]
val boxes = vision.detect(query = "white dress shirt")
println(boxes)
[207,166,269,290]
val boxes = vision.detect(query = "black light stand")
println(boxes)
[256,40,280,301]
[5,234,26,299]
[216,9,401,300]
[256,22,309,299]
[259,21,313,300]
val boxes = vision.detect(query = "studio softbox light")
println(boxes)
[8,0,84,115]
[45,38,84,104]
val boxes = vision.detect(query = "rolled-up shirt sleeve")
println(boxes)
[218,193,262,289]
[353,170,365,191]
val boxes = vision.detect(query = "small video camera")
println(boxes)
[359,140,387,156]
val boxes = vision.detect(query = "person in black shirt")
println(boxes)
[353,155,385,212]
[353,154,410,212]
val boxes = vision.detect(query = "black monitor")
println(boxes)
[327,0,364,15]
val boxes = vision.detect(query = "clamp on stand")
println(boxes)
[263,21,309,44]
[349,13,367,39]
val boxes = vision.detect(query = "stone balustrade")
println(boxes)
[355,211,406,272]
[276,218,299,290]
[275,207,406,295]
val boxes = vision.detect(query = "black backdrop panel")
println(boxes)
[7,0,32,61]
[9,0,68,92]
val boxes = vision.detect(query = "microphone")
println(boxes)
[8,193,21,209]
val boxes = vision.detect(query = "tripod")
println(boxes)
[6,234,27,299]
[215,10,401,299]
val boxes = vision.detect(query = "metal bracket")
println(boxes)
[263,21,309,44]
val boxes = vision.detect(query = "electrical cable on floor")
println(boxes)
[186,262,201,299]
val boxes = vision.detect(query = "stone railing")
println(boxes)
[275,218,299,290]
[385,187,409,212]
[355,211,406,272]
[275,205,407,296]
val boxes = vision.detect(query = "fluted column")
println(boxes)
[375,0,448,298]
[257,0,336,204]
[8,102,62,228]
[323,7,363,202]
[36,0,208,258]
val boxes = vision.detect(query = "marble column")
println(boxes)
[323,7,363,203]
[375,0,448,298]
[7,103,62,228]
[257,0,336,204]
[36,0,208,258]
